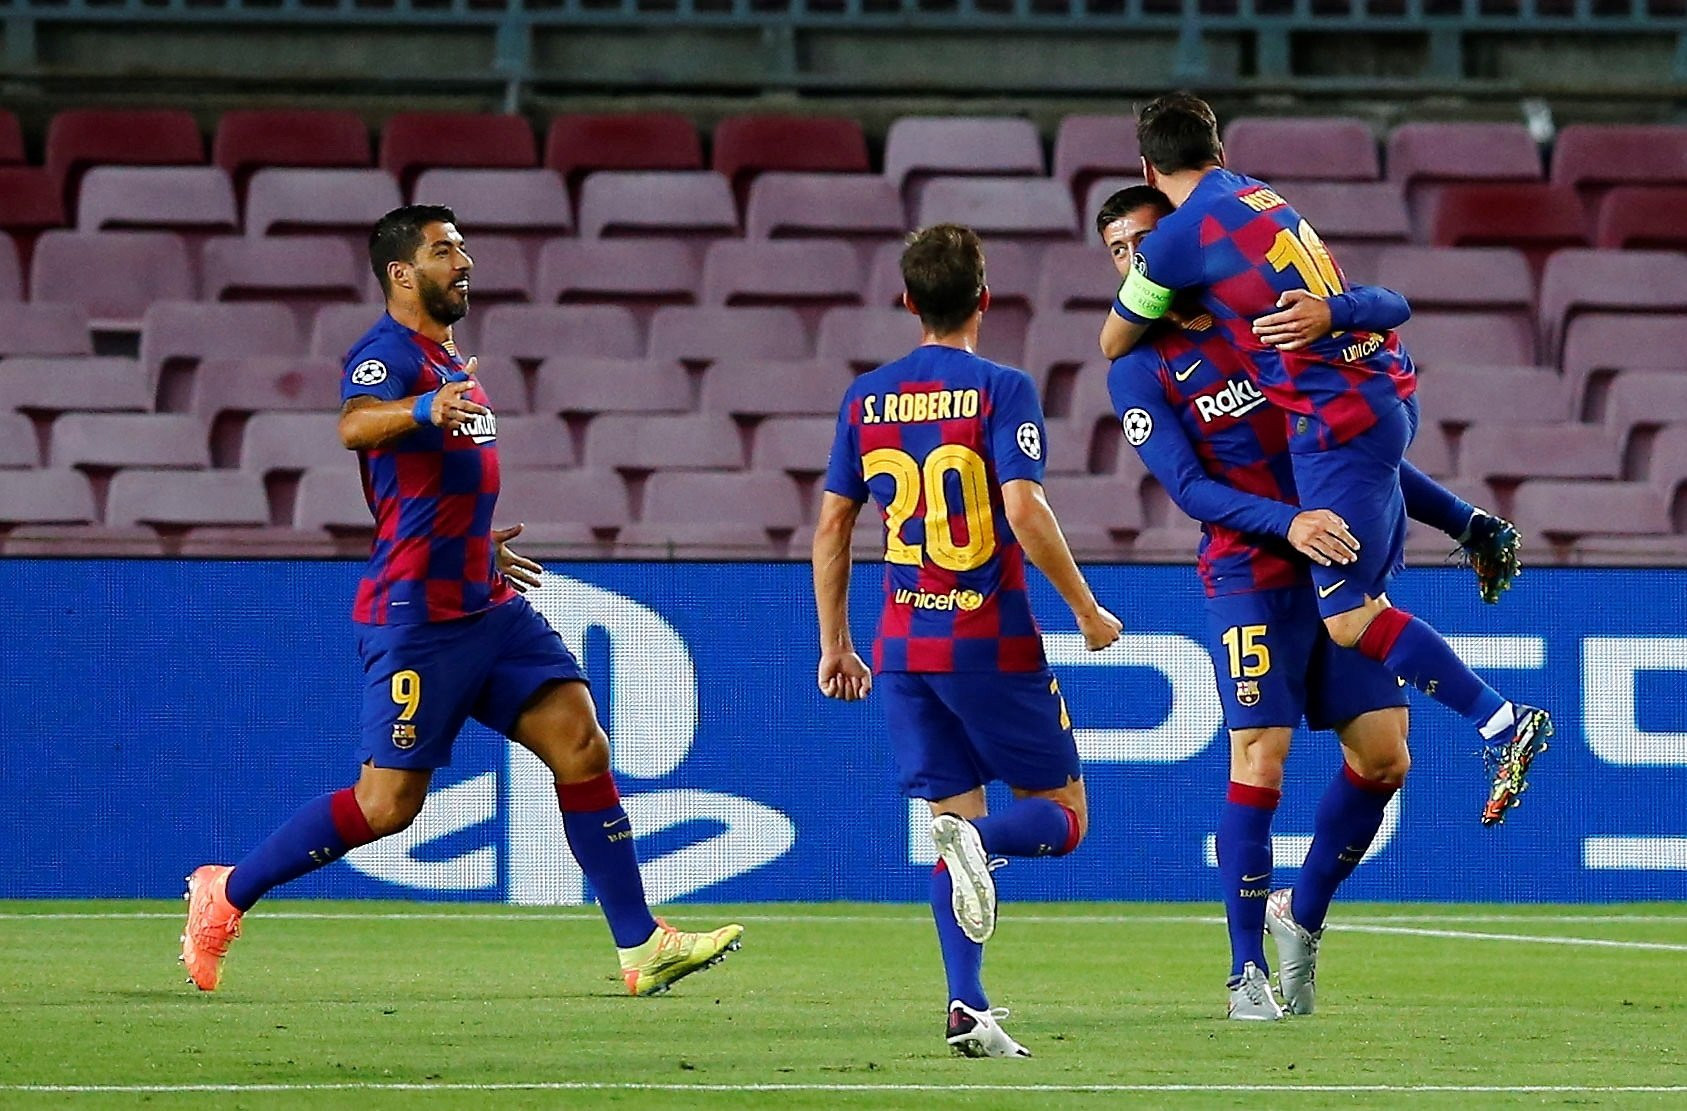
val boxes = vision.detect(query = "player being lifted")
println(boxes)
[1098,185,1521,1019]
[813,225,1121,1057]
[181,205,742,995]
[1100,94,1549,827]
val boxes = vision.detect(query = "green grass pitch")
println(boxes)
[2,901,1684,1109]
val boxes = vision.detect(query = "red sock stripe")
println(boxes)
[1227,781,1282,810]
[1343,763,1400,795]
[933,858,949,875]
[329,787,377,847]
[555,772,621,813]
[1056,802,1082,855]
[1357,606,1413,661]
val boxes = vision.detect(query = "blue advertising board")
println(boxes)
[2,560,1683,902]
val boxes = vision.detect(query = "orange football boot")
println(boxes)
[180,865,243,991]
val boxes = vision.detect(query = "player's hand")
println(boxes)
[1289,509,1361,567]
[1077,605,1123,651]
[818,650,872,702]
[430,365,489,432]
[493,522,544,593]
[1253,290,1333,352]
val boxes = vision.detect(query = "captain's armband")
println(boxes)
[1115,269,1175,322]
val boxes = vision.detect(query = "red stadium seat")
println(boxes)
[0,470,97,525]
[1054,115,1143,211]
[478,305,643,363]
[0,356,152,415]
[744,173,905,244]
[1550,125,1687,206]
[244,168,402,237]
[411,169,572,242]
[45,109,204,210]
[531,357,691,417]
[534,239,700,308]
[1539,250,1687,363]
[583,414,746,471]
[379,112,537,190]
[189,356,343,422]
[0,168,69,266]
[698,359,854,418]
[106,470,269,529]
[1595,186,1687,250]
[647,306,810,366]
[816,306,922,373]
[76,167,238,235]
[576,171,738,240]
[1289,181,1411,279]
[0,410,38,468]
[915,177,1078,244]
[1223,117,1380,182]
[711,115,870,202]
[0,109,22,165]
[1386,122,1542,235]
[213,110,372,191]
[490,414,575,469]
[30,231,194,325]
[1430,184,1588,272]
[544,113,703,192]
[0,303,93,356]
[50,413,208,470]
[883,116,1044,207]
[240,411,348,475]
[0,234,19,302]
[1376,246,1535,365]
[701,241,862,314]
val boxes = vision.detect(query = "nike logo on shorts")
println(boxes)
[1241,872,1269,883]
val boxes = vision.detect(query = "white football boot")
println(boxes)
[1264,888,1322,1016]
[930,813,997,943]
[946,1000,1032,1058]
[1226,961,1285,1021]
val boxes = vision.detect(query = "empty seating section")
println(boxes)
[0,109,1683,559]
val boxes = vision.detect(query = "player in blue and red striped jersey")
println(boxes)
[181,204,741,997]
[1098,185,1520,1020]
[812,224,1121,1058]
[1099,94,1548,830]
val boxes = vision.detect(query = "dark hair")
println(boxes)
[1095,185,1175,236]
[1137,92,1223,175]
[900,223,986,336]
[369,204,459,294]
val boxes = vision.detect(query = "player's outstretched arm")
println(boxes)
[339,363,487,451]
[812,491,871,701]
[1001,479,1121,651]
[1253,286,1411,351]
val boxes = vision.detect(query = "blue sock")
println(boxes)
[972,798,1079,858]
[1293,765,1397,932]
[1216,782,1278,979]
[556,773,659,949]
[1399,460,1475,539]
[1358,608,1512,737]
[931,861,988,1010]
[225,788,376,912]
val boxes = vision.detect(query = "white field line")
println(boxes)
[7,1083,1687,1095]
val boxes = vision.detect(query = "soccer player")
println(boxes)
[812,224,1121,1057]
[180,205,742,995]
[1098,185,1520,1019]
[1100,94,1549,827]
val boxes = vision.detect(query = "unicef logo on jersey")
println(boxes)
[344,577,795,903]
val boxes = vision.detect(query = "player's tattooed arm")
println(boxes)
[812,492,872,702]
[1001,480,1122,652]
[339,359,487,450]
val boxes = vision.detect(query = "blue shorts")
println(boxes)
[1205,587,1407,732]
[1291,396,1416,618]
[880,669,1082,800]
[355,594,585,770]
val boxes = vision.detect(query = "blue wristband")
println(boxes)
[412,390,437,425]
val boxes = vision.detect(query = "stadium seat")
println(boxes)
[583,414,746,470]
[815,306,922,373]
[378,112,538,189]
[544,113,703,192]
[76,167,237,237]
[1511,479,1671,539]
[752,415,834,474]
[411,169,572,242]
[212,109,373,191]
[711,115,870,202]
[45,109,204,210]
[244,168,402,237]
[1081,176,1148,230]
[1036,242,1132,315]
[310,303,385,360]
[1550,125,1687,206]
[433,234,530,305]
[1288,181,1412,264]
[698,359,854,418]
[1641,423,1687,491]
[1385,121,1542,234]
[1053,115,1143,211]
[1040,473,1146,544]
[490,414,575,469]
[0,303,93,356]
[1561,315,1687,420]
[534,239,700,308]
[0,110,21,165]
[1430,184,1588,268]
[293,466,374,532]
[0,410,38,467]
[141,301,302,389]
[0,470,97,525]
[1043,362,1120,475]
[1023,312,1102,395]
[1538,250,1687,363]
[647,306,810,365]
[532,356,691,417]
[201,236,364,311]
[1401,312,1536,369]
[744,173,905,243]
[0,235,20,301]
[864,237,1035,364]
[700,241,862,314]
[470,354,528,413]
[49,413,209,470]
[240,411,348,475]
[1459,423,1621,482]
[1404,422,1455,478]
[0,168,69,264]
[1223,116,1380,181]
[1603,372,1687,437]
[627,470,803,548]
[1594,186,1687,251]
[497,467,631,531]
[576,171,738,240]
[883,116,1044,208]
[1376,246,1535,363]
[478,305,643,363]
[30,232,195,325]
[105,469,269,529]
[1414,365,1568,430]
[915,177,1078,245]
[189,356,343,422]
[0,356,152,415]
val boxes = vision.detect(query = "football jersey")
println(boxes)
[340,313,513,626]
[1114,168,1417,452]
[824,345,1048,674]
